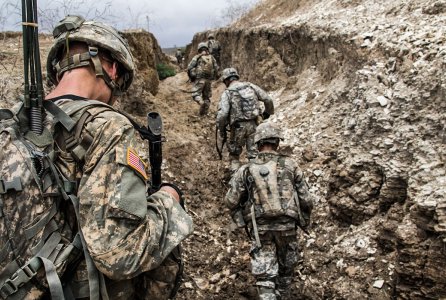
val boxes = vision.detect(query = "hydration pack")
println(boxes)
[196,54,215,79]
[228,83,260,122]
[244,156,304,224]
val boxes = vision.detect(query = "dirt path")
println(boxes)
[152,71,308,299]
[152,71,260,299]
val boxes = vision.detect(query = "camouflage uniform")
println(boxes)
[225,150,313,300]
[207,37,221,66]
[216,81,274,171]
[175,49,183,66]
[41,15,192,299]
[51,99,193,299]
[187,49,219,116]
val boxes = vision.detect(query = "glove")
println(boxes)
[160,182,184,208]
[262,112,270,120]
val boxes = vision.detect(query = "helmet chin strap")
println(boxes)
[54,46,123,99]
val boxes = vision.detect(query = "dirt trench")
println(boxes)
[1,2,445,296]
[177,1,446,298]
[151,72,258,300]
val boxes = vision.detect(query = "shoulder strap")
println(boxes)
[57,100,116,163]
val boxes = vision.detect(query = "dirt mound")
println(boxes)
[119,30,174,115]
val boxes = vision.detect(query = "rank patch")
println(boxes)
[127,148,148,180]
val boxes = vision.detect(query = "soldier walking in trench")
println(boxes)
[187,42,219,116]
[225,122,314,300]
[207,33,222,67]
[216,67,275,173]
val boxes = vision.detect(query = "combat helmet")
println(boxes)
[197,42,209,52]
[46,15,135,94]
[254,122,283,145]
[221,67,240,82]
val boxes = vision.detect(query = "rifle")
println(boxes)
[215,125,227,160]
[22,0,44,134]
[127,112,184,299]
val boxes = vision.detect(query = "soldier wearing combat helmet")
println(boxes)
[45,15,193,299]
[187,42,219,116]
[216,67,274,173]
[225,122,314,300]
[207,33,221,66]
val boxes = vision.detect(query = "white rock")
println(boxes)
[184,282,193,289]
[373,279,385,289]
[313,169,323,177]
[377,96,388,106]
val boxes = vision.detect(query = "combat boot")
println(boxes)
[199,99,210,116]
[257,287,277,300]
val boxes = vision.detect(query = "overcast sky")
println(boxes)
[1,0,259,47]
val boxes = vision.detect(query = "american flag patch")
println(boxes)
[127,148,148,180]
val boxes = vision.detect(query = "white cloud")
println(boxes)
[1,0,258,47]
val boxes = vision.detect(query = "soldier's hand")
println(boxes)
[160,183,184,206]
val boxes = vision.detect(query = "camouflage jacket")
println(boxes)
[207,39,221,56]
[216,81,274,130]
[225,150,312,231]
[54,99,194,280]
[187,53,218,80]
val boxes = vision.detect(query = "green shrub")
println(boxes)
[156,63,176,80]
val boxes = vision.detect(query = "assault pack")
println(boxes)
[195,54,215,79]
[245,156,305,221]
[235,155,313,247]
[0,98,120,299]
[227,83,260,122]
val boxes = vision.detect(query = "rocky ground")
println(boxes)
[1,0,445,299]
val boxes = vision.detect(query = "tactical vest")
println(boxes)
[228,83,260,124]
[243,156,302,223]
[0,99,116,300]
[195,54,214,79]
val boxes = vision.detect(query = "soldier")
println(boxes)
[207,33,221,66]
[187,42,219,116]
[216,67,275,172]
[43,16,193,299]
[225,122,314,300]
[175,48,183,66]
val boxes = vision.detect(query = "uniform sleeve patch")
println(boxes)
[127,148,148,180]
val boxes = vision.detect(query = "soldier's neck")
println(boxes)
[46,68,112,103]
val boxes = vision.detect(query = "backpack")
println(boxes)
[195,54,214,79]
[207,40,220,56]
[0,99,114,300]
[228,83,260,122]
[244,156,308,226]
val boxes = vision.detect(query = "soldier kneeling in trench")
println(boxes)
[225,122,314,300]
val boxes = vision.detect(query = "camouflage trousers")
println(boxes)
[192,78,212,115]
[228,120,258,171]
[250,229,299,300]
